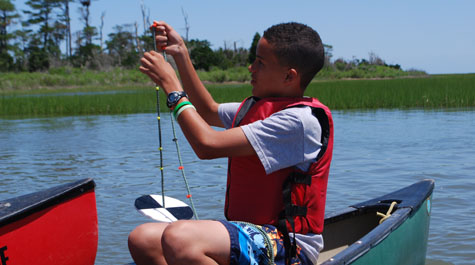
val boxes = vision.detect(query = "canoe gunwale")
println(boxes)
[351,179,434,215]
[0,178,96,227]
[320,179,434,265]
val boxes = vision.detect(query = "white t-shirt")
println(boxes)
[218,102,325,264]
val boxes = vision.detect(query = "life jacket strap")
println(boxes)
[288,171,312,185]
[278,171,312,265]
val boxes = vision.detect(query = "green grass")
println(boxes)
[307,74,475,109]
[0,67,151,91]
[315,65,427,80]
[1,74,474,118]
[0,87,153,117]
[0,65,426,91]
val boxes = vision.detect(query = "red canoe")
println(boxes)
[0,178,98,265]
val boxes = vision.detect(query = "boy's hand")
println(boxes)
[152,21,187,57]
[139,51,182,94]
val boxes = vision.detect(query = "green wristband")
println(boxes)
[175,104,196,120]
[172,101,192,118]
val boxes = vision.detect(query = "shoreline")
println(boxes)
[1,73,474,117]
[1,73,440,92]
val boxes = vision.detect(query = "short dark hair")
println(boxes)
[263,22,324,89]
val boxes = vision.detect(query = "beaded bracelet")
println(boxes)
[174,104,196,120]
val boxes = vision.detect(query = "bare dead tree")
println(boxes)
[61,0,73,58]
[369,51,385,66]
[181,7,189,42]
[134,21,142,54]
[99,11,105,52]
[140,0,147,34]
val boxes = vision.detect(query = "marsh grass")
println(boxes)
[1,74,473,118]
[1,86,154,117]
[0,68,150,91]
[308,74,475,109]
[1,65,425,91]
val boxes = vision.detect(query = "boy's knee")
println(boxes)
[128,223,165,252]
[162,221,199,260]
[128,223,169,265]
[162,221,192,247]
[128,225,146,258]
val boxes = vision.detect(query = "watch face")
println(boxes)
[167,91,186,108]
[169,93,179,102]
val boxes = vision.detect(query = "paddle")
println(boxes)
[135,195,194,222]
[134,22,198,222]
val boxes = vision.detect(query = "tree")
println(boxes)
[187,39,217,71]
[368,51,385,66]
[99,11,105,51]
[78,0,96,45]
[214,45,249,69]
[214,47,233,69]
[140,0,149,34]
[73,0,100,67]
[23,0,61,51]
[11,28,30,71]
[26,36,49,71]
[323,44,333,67]
[106,24,139,68]
[23,0,63,70]
[248,32,260,64]
[59,0,74,58]
[181,7,189,42]
[0,0,19,71]
[138,1,153,53]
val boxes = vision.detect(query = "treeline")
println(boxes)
[0,0,256,72]
[0,0,425,78]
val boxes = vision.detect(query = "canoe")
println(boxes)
[317,179,434,265]
[0,178,98,265]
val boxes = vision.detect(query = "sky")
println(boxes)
[14,0,475,74]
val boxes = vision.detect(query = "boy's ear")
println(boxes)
[284,68,299,83]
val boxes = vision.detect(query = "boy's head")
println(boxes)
[263,22,324,90]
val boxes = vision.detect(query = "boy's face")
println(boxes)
[248,38,290,98]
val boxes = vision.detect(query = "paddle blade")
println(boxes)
[135,194,194,222]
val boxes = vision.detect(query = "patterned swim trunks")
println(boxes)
[218,220,312,265]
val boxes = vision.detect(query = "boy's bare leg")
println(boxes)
[128,222,168,265]
[128,220,231,265]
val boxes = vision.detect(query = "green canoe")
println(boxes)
[317,179,434,265]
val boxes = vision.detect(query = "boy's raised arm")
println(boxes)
[153,21,224,127]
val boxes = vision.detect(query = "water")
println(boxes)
[0,109,474,265]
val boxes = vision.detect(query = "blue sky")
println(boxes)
[15,0,475,74]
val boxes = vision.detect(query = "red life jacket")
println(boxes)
[225,96,334,234]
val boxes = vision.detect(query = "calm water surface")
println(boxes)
[0,109,474,265]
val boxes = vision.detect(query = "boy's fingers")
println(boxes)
[156,21,173,31]
[139,66,149,74]
[142,51,163,64]
[155,35,167,46]
[139,58,150,69]
[139,66,161,84]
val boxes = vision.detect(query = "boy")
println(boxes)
[129,21,333,265]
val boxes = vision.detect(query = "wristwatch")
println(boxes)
[167,91,188,108]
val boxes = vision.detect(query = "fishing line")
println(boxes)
[150,22,198,219]
[151,25,165,208]
[169,113,199,219]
